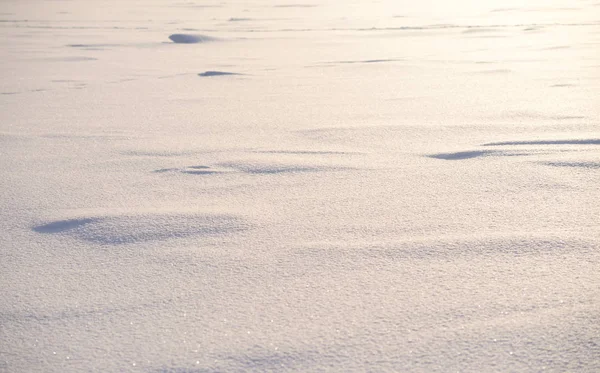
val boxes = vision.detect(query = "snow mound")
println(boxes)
[168,34,218,44]
[33,213,246,245]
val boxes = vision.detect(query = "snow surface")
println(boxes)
[1,0,599,372]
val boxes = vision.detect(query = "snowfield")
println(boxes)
[1,0,599,372]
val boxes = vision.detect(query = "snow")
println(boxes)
[168,34,219,44]
[1,0,599,372]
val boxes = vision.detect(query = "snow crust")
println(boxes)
[1,0,599,372]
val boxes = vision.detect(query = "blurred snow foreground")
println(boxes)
[1,0,599,372]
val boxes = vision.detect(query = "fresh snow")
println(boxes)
[1,0,599,372]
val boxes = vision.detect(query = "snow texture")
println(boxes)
[198,71,241,77]
[168,34,218,44]
[1,0,599,372]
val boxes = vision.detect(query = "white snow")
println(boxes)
[1,0,599,372]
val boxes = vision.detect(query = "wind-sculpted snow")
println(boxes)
[33,218,99,234]
[153,165,235,175]
[542,161,600,169]
[219,161,325,175]
[429,138,600,161]
[484,138,600,146]
[168,34,218,44]
[428,150,496,160]
[2,0,600,372]
[198,71,240,77]
[143,234,600,372]
[324,58,403,65]
[153,162,349,175]
[33,213,246,245]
